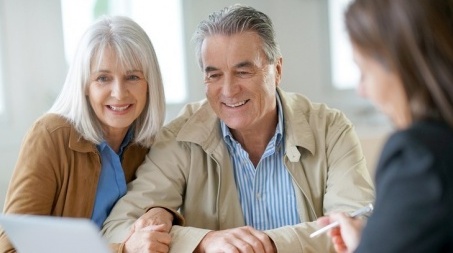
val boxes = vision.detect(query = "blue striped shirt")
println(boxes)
[91,129,133,228]
[222,94,300,230]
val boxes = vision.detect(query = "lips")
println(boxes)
[107,104,132,111]
[224,100,249,108]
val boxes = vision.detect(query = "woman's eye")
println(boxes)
[127,75,140,81]
[96,76,109,82]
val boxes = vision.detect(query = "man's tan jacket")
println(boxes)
[103,88,375,253]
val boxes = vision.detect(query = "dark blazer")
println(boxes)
[356,120,453,252]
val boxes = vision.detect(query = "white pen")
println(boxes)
[310,203,374,238]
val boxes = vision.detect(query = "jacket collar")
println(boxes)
[68,127,98,153]
[278,87,316,156]
[175,87,316,158]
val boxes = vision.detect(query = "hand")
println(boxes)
[123,207,174,253]
[195,226,276,253]
[123,224,171,253]
[133,207,174,233]
[317,213,364,253]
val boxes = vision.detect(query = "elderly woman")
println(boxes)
[0,16,174,253]
[318,0,453,252]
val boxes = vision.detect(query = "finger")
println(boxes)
[329,227,341,237]
[149,241,170,253]
[237,227,268,253]
[214,228,256,253]
[228,240,254,253]
[247,228,274,253]
[330,212,350,222]
[143,241,170,253]
[134,217,150,230]
[124,231,170,253]
[221,243,240,253]
[140,224,168,232]
[316,216,332,227]
[144,230,172,245]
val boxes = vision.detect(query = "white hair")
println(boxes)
[49,16,165,147]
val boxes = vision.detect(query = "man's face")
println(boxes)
[201,32,282,133]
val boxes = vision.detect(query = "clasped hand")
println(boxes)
[195,226,276,253]
[123,207,174,253]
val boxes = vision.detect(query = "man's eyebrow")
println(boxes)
[204,61,254,73]
[235,61,254,68]
[204,66,219,73]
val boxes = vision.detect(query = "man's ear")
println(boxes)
[275,57,283,86]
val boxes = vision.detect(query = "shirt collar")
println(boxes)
[97,127,134,156]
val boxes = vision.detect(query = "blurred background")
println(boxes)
[0,0,391,210]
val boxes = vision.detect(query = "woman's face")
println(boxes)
[353,46,411,129]
[86,47,148,138]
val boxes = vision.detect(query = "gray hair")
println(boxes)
[49,16,165,147]
[192,4,281,69]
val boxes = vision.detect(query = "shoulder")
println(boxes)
[278,88,350,124]
[382,120,453,160]
[31,113,74,133]
[25,113,85,147]
[377,120,453,181]
[163,99,216,136]
[278,89,353,142]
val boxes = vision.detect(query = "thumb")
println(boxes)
[316,216,332,227]
[140,223,168,232]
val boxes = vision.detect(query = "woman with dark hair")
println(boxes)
[317,0,453,252]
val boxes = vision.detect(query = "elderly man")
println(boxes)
[103,4,374,253]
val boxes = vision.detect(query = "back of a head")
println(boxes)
[345,0,453,128]
[192,4,281,68]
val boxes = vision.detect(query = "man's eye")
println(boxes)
[207,73,221,79]
[237,71,252,77]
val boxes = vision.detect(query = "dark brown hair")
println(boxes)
[345,0,453,128]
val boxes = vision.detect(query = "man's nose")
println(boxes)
[222,75,240,96]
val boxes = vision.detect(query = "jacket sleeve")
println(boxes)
[168,226,211,253]
[267,111,375,253]
[0,232,16,253]
[102,128,187,243]
[356,132,450,253]
[322,111,375,213]
[0,122,60,253]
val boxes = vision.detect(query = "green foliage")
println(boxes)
[93,0,110,18]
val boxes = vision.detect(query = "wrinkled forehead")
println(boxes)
[201,32,267,69]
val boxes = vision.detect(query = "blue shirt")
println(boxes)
[91,129,133,228]
[222,94,300,230]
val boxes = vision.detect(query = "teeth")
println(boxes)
[109,105,130,111]
[226,100,246,108]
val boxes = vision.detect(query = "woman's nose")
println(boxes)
[111,79,128,100]
[357,82,367,98]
